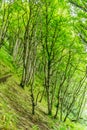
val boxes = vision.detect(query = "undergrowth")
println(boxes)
[0,48,87,129]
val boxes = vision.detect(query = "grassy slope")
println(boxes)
[0,71,50,130]
[0,48,87,130]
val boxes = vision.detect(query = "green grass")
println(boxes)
[0,47,13,70]
[0,47,87,130]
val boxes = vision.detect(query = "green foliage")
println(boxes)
[0,98,17,129]
[0,0,87,129]
[50,120,86,130]
[0,48,13,68]
[32,125,39,130]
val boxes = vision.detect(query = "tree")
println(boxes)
[0,1,10,48]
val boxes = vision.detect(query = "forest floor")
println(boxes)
[0,48,87,130]
[0,61,53,130]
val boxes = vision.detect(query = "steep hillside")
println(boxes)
[0,52,50,129]
[0,48,87,130]
[0,48,55,130]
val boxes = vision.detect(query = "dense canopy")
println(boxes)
[0,0,87,129]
